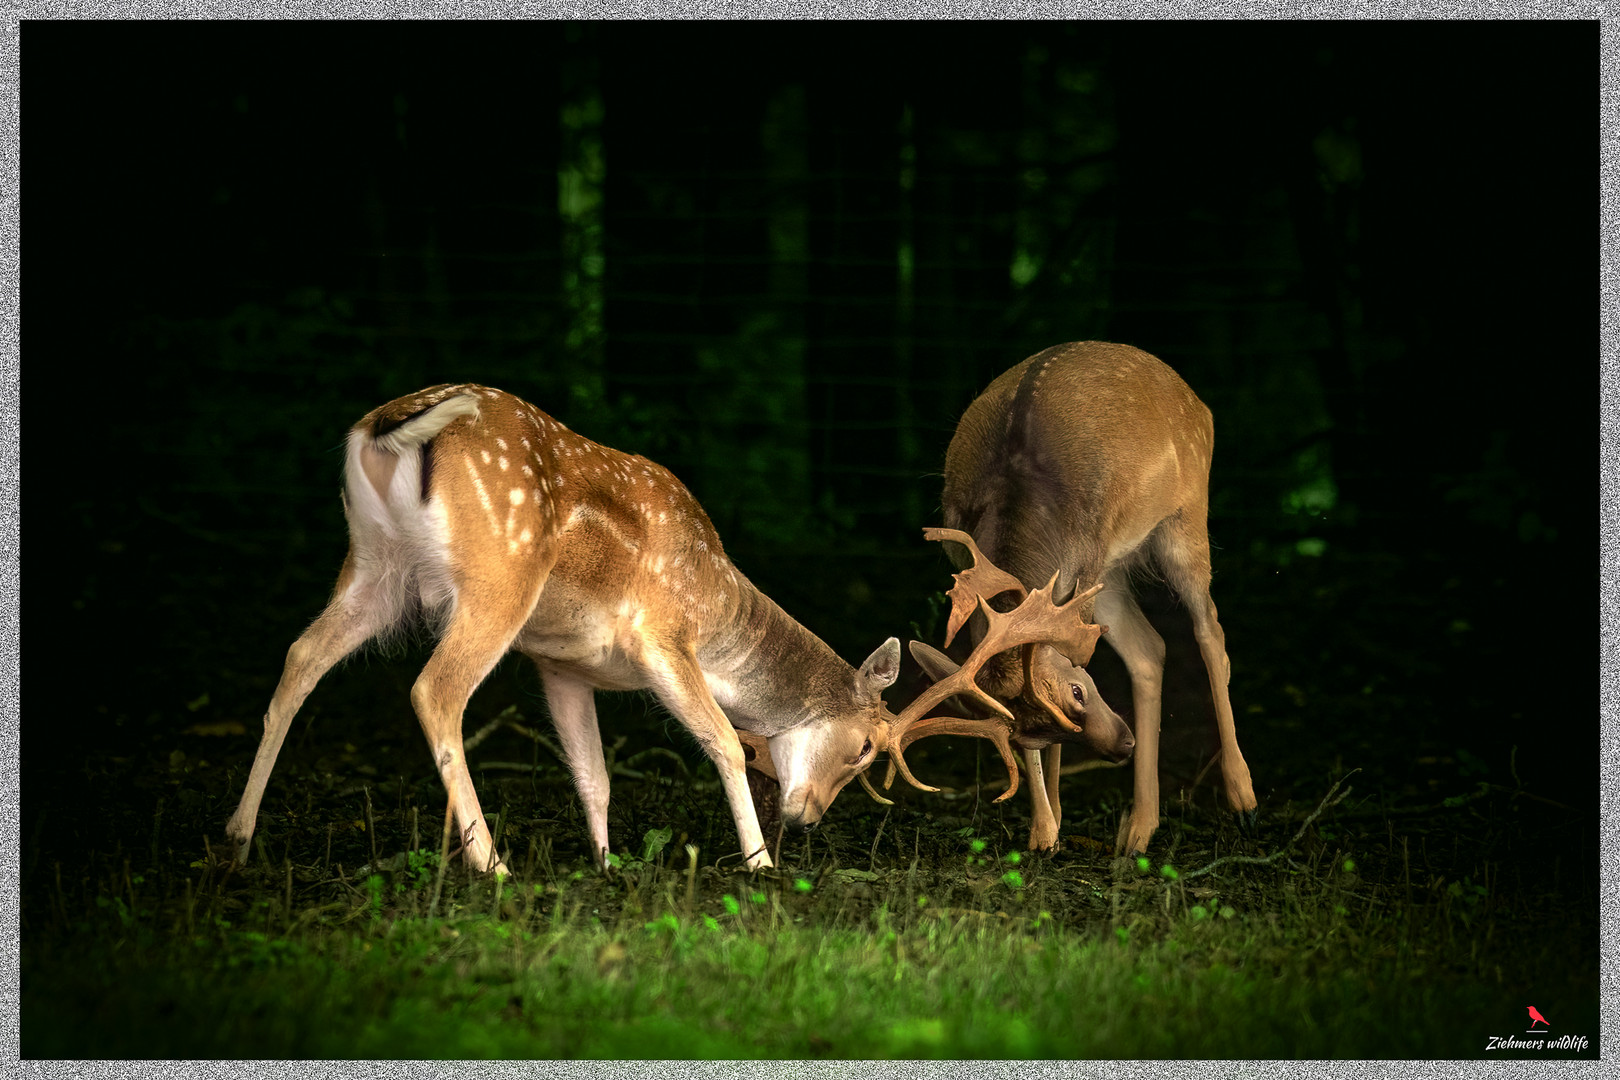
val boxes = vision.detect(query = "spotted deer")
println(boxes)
[897,342,1258,856]
[223,383,904,875]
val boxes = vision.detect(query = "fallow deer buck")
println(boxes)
[223,383,905,875]
[900,341,1258,856]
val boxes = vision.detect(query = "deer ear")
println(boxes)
[908,640,961,683]
[858,637,902,695]
[907,640,993,721]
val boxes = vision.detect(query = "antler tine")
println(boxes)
[856,767,896,805]
[1070,579,1105,607]
[924,527,1027,648]
[884,715,1022,802]
[882,742,940,794]
[996,571,1107,671]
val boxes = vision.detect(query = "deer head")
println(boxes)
[735,638,900,831]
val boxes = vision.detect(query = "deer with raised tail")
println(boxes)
[223,383,905,875]
[892,341,1258,856]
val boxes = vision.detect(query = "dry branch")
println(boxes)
[1182,770,1358,881]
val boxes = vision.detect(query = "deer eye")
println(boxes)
[849,737,872,765]
[1070,683,1085,706]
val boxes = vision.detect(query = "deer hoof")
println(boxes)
[1027,828,1060,854]
[1235,807,1260,837]
[1114,808,1159,859]
[472,854,511,878]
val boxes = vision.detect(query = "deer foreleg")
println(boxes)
[1024,748,1060,852]
[1043,743,1063,834]
[1095,577,1166,857]
[645,647,772,870]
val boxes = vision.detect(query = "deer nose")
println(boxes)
[782,813,818,834]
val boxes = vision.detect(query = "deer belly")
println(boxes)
[514,593,647,692]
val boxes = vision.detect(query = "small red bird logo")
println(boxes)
[1527,1006,1550,1029]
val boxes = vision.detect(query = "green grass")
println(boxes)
[21,804,1600,1060]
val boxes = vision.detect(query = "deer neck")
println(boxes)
[697,570,853,738]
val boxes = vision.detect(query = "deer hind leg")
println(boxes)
[1094,567,1167,857]
[410,579,544,876]
[225,555,391,865]
[1024,748,1060,852]
[536,666,612,868]
[643,645,772,870]
[1156,515,1257,818]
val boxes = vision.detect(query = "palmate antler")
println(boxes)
[879,527,1106,802]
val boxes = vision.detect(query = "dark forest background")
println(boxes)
[21,21,1597,883]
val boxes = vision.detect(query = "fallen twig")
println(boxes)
[428,798,454,920]
[1334,780,1579,820]
[1182,770,1358,881]
[462,715,508,753]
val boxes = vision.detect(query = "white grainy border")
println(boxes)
[3,5,1610,1080]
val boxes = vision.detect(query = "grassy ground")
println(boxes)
[22,537,1603,1060]
[20,748,1599,1059]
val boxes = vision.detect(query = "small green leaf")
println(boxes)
[793,878,812,893]
[721,894,740,916]
[1160,864,1179,881]
[640,825,673,862]
[970,838,987,854]
[1004,851,1022,865]
[1190,905,1209,920]
[1001,870,1024,890]
[644,913,677,934]
[1136,856,1151,872]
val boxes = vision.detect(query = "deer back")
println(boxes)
[942,341,1214,607]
